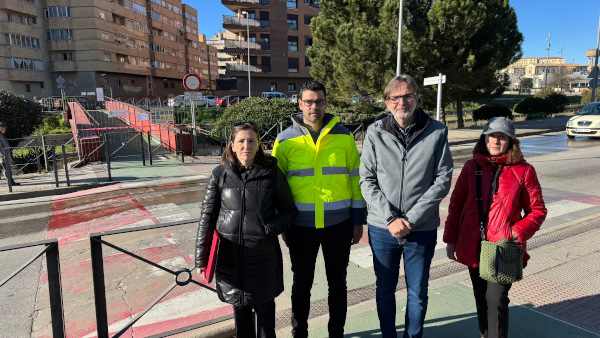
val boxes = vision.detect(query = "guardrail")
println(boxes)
[0,239,65,337]
[90,220,232,337]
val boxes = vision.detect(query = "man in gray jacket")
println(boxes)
[359,74,453,337]
[0,122,19,185]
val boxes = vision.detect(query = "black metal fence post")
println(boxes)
[147,131,153,165]
[90,237,109,338]
[35,138,42,173]
[179,128,184,162]
[52,146,59,187]
[140,131,146,166]
[3,149,13,192]
[61,145,70,186]
[46,242,66,337]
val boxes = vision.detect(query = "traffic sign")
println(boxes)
[183,74,202,91]
[423,75,446,86]
[138,112,149,121]
[589,79,600,88]
[588,66,599,79]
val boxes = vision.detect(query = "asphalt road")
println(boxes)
[1,132,599,337]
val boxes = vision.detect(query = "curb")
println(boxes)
[0,181,119,202]
[448,127,565,146]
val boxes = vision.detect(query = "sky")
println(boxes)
[187,0,600,66]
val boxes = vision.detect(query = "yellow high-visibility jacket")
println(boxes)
[272,113,366,228]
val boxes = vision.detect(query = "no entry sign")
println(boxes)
[183,74,201,91]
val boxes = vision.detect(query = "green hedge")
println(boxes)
[472,105,513,121]
[533,88,568,113]
[513,97,554,119]
[212,97,298,140]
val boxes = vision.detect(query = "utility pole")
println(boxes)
[545,32,551,88]
[396,0,404,76]
[592,14,600,102]
[558,46,563,90]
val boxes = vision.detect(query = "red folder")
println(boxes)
[205,230,220,284]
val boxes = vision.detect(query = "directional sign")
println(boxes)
[138,112,149,121]
[184,91,203,101]
[423,75,447,86]
[150,108,174,124]
[183,73,202,91]
[588,66,599,79]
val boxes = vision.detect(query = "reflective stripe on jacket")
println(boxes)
[272,113,366,228]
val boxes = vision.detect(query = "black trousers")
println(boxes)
[286,219,353,338]
[233,300,276,338]
[468,267,512,338]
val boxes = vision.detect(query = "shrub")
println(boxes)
[33,114,72,135]
[580,89,600,105]
[328,100,385,124]
[472,105,513,121]
[533,88,568,113]
[513,97,554,119]
[212,97,298,141]
[0,89,44,146]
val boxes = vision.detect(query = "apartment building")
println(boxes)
[0,0,218,101]
[503,57,588,89]
[215,0,321,97]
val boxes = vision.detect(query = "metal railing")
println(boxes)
[90,220,232,337]
[225,63,262,72]
[223,15,260,27]
[223,39,263,50]
[0,239,65,337]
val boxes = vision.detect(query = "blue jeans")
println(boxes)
[368,225,437,338]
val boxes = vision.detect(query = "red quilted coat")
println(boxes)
[443,152,547,268]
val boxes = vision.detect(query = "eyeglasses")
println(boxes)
[386,93,416,103]
[233,121,256,127]
[300,99,326,107]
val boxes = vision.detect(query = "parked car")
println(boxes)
[566,102,600,139]
[202,95,218,107]
[216,95,247,107]
[261,91,289,100]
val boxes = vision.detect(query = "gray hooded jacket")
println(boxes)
[359,110,453,231]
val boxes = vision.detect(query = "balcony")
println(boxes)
[222,40,270,55]
[223,15,269,33]
[222,0,269,12]
[226,63,264,73]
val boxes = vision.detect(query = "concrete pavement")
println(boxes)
[4,115,599,337]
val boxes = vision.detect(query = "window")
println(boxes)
[99,10,107,20]
[25,84,31,92]
[7,14,12,21]
[40,82,44,88]
[101,32,110,40]
[163,82,169,89]
[305,56,311,67]
[47,29,72,40]
[288,58,299,73]
[104,53,111,61]
[287,15,298,30]
[7,57,43,70]
[288,36,298,52]
[288,83,296,92]
[170,83,174,88]
[271,82,277,91]
[305,0,320,7]
[118,79,122,87]
[304,15,312,25]
[304,35,312,46]
[7,34,41,49]
[62,52,74,61]
[46,6,70,18]
[287,0,297,9]
[133,3,146,15]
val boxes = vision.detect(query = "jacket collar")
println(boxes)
[380,108,432,147]
[290,112,338,136]
[474,152,510,166]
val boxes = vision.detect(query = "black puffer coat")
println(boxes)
[195,157,297,306]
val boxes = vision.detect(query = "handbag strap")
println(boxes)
[475,164,486,241]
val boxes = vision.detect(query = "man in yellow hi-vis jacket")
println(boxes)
[272,81,366,338]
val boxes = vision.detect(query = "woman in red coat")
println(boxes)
[444,117,547,338]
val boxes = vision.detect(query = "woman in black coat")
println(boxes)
[195,122,297,338]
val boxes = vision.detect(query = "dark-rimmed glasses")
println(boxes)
[300,99,326,107]
[386,93,416,103]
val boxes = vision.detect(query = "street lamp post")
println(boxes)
[242,11,251,97]
[396,0,404,76]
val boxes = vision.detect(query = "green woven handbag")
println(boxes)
[475,164,523,285]
[479,239,523,284]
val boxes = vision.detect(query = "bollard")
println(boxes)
[104,136,112,182]
[52,147,59,187]
[62,145,70,186]
[140,131,146,166]
[147,131,153,165]
[179,128,184,162]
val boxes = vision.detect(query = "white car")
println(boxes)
[566,102,600,139]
